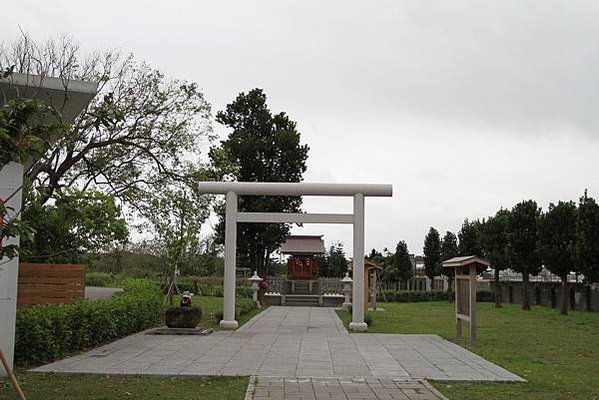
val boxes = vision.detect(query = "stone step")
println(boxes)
[291,289,311,295]
[290,281,317,295]
[285,295,320,306]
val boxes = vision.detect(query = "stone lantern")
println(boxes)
[249,271,263,305]
[341,272,353,310]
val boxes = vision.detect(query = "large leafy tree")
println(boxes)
[367,248,383,261]
[210,89,309,277]
[576,191,599,284]
[0,97,60,168]
[423,227,442,285]
[538,201,578,315]
[1,34,213,221]
[20,187,128,263]
[459,218,488,275]
[458,218,482,256]
[440,231,459,295]
[479,209,511,308]
[507,200,542,311]
[394,241,414,289]
[317,242,348,277]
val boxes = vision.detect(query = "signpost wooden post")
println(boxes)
[442,256,489,345]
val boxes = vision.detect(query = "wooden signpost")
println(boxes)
[442,255,489,345]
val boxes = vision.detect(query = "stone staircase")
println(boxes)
[285,280,320,306]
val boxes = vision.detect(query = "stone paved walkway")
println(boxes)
[33,307,523,382]
[248,377,448,400]
[239,306,346,334]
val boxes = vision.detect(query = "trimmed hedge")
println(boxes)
[15,279,163,367]
[378,290,450,302]
[378,289,494,303]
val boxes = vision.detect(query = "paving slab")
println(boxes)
[32,306,524,382]
[247,377,448,400]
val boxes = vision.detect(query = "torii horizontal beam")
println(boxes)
[198,182,392,197]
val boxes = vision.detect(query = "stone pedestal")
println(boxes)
[165,306,202,328]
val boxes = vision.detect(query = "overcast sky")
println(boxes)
[3,1,599,255]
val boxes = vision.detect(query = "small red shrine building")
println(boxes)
[280,235,325,280]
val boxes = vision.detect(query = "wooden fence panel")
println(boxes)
[18,263,85,307]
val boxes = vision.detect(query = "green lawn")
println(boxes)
[337,302,599,400]
[0,374,248,400]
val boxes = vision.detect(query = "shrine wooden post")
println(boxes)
[442,256,489,345]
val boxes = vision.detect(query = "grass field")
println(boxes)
[337,302,599,400]
[0,374,248,400]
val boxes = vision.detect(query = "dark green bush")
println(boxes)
[364,313,374,326]
[378,290,450,303]
[214,298,258,323]
[85,271,115,287]
[15,279,163,367]
[378,289,494,303]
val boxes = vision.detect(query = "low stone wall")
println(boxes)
[264,294,282,306]
[262,294,344,307]
[491,281,599,312]
[321,295,344,307]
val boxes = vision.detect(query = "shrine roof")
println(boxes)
[280,235,325,255]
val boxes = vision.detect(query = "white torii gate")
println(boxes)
[197,181,393,331]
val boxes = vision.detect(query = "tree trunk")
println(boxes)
[167,265,178,306]
[255,250,270,278]
[494,268,502,308]
[522,273,531,311]
[560,276,569,315]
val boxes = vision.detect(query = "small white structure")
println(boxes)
[198,181,393,331]
[341,272,353,310]
[0,73,98,373]
[248,271,262,304]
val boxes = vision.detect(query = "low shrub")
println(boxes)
[15,279,163,367]
[236,286,253,298]
[85,271,116,287]
[364,313,374,326]
[235,298,257,317]
[379,289,495,303]
[378,290,450,303]
[214,298,258,323]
